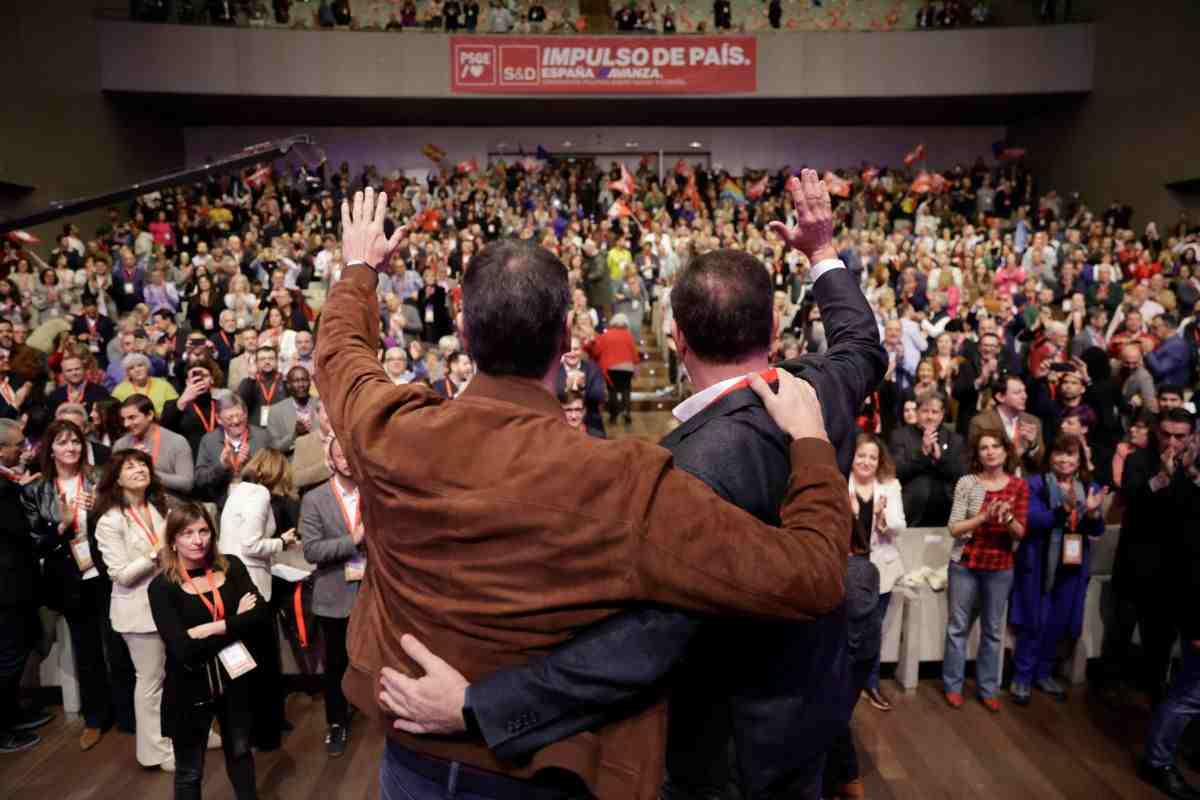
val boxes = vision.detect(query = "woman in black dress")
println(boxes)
[148,503,269,800]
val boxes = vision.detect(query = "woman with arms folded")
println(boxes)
[944,427,1028,712]
[1009,434,1107,705]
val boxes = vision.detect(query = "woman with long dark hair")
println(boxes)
[21,419,113,750]
[149,503,269,800]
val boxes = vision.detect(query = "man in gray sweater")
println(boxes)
[114,393,194,498]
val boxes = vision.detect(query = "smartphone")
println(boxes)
[1049,362,1075,373]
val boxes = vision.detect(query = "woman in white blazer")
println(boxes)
[218,449,298,601]
[93,449,174,770]
[848,432,907,712]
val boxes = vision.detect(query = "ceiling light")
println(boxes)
[561,140,573,147]
[624,141,639,148]
[689,141,703,149]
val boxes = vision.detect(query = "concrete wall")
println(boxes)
[0,2,184,237]
[98,21,1094,99]
[1011,0,1200,230]
[185,124,1006,177]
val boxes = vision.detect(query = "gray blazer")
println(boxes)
[194,425,271,507]
[299,480,360,619]
[267,398,322,454]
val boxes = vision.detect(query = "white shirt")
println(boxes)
[334,476,361,532]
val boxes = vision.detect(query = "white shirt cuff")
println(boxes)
[810,258,846,284]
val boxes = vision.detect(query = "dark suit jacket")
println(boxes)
[0,476,35,609]
[1113,447,1186,593]
[463,265,884,797]
[891,423,966,527]
[46,382,111,419]
[71,315,117,367]
[416,284,453,342]
[554,361,607,435]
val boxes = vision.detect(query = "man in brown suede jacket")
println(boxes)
[315,187,851,800]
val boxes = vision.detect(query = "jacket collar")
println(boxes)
[661,386,765,448]
[459,371,565,421]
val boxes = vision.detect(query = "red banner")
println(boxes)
[450,36,756,95]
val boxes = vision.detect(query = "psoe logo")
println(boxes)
[456,46,496,85]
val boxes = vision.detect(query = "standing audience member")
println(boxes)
[267,366,320,454]
[556,335,607,436]
[969,374,1044,474]
[891,391,966,526]
[115,394,195,499]
[848,432,906,712]
[148,503,269,800]
[195,394,270,507]
[560,389,605,438]
[430,351,473,399]
[944,428,1028,712]
[299,436,364,758]
[161,357,223,457]
[585,312,639,425]
[1009,434,1107,706]
[238,346,285,428]
[48,353,111,419]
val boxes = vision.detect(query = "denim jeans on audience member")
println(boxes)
[1145,643,1200,769]
[942,562,1013,699]
[865,591,892,691]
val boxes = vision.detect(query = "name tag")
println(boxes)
[218,641,257,679]
[424,306,434,324]
[1062,533,1083,566]
[259,406,270,427]
[88,341,100,352]
[182,236,189,245]
[345,555,366,583]
[70,537,94,573]
[631,300,641,311]
[124,282,135,294]
[203,316,214,330]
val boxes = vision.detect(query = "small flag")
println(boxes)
[911,171,933,194]
[860,166,879,184]
[822,171,852,198]
[999,147,1027,161]
[243,164,271,189]
[422,143,448,163]
[747,174,770,200]
[455,159,479,175]
[6,230,40,245]
[608,198,632,218]
[720,176,746,205]
[903,143,926,167]
[608,164,636,196]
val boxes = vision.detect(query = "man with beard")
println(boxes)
[237,346,286,428]
[376,170,885,800]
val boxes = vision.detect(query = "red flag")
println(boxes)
[860,166,879,184]
[747,174,769,200]
[243,164,271,189]
[929,173,950,194]
[684,173,702,209]
[422,143,447,163]
[518,156,543,174]
[903,143,926,166]
[911,171,933,194]
[607,198,632,218]
[6,230,40,245]
[822,171,852,199]
[608,163,636,196]
[674,159,693,178]
[455,159,478,175]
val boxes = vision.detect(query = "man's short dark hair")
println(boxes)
[462,240,569,378]
[1159,407,1195,429]
[447,351,471,368]
[991,373,1023,398]
[671,249,772,364]
[1158,384,1185,400]
[121,393,157,419]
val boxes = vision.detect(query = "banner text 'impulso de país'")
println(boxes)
[450,36,757,94]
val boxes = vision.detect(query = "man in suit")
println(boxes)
[374,172,886,800]
[1103,408,1194,707]
[47,354,111,420]
[300,435,363,758]
[953,329,1009,436]
[208,310,239,373]
[968,374,1044,475]
[1070,307,1109,358]
[195,393,270,507]
[225,328,259,390]
[415,268,453,343]
[71,294,117,368]
[268,366,321,454]
[0,418,51,753]
[555,336,607,437]
[430,352,473,399]
[317,184,852,800]
[892,391,967,526]
[237,346,286,428]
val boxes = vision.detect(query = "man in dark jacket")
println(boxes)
[416,268,453,343]
[555,336,607,437]
[891,391,966,526]
[376,170,886,799]
[0,419,50,753]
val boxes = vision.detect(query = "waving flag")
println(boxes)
[455,158,479,175]
[903,143,927,167]
[747,174,770,200]
[860,166,879,184]
[822,171,852,198]
[422,143,448,163]
[243,164,271,189]
[607,198,632,218]
[720,176,746,205]
[608,164,636,196]
[6,230,40,245]
[929,173,950,194]
[518,156,543,174]
[911,171,933,194]
[674,159,693,178]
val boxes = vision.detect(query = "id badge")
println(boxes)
[124,282,135,294]
[424,306,434,324]
[259,406,270,427]
[1062,533,1083,566]
[345,555,366,583]
[217,641,257,679]
[203,315,214,330]
[88,341,99,352]
[70,537,94,573]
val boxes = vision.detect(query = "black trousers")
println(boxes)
[823,659,875,792]
[318,616,350,727]
[607,370,633,421]
[247,611,284,750]
[64,579,118,730]
[173,690,256,800]
[1102,581,1178,702]
[0,606,35,730]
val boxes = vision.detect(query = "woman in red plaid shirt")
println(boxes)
[943,428,1028,712]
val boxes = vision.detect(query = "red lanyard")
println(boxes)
[225,429,250,473]
[181,568,225,621]
[125,503,160,547]
[56,474,84,533]
[712,368,779,406]
[219,331,232,350]
[137,426,162,466]
[193,401,217,433]
[0,379,16,408]
[257,375,279,406]
[332,477,361,534]
[67,382,85,404]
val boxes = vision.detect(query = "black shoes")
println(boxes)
[11,707,53,732]
[0,729,39,754]
[325,723,348,758]
[1137,760,1200,799]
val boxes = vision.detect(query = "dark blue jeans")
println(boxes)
[1145,642,1200,769]
[381,740,581,800]
[865,592,892,691]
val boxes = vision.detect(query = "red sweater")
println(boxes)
[585,328,639,383]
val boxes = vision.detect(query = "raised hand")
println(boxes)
[767,169,837,263]
[341,188,405,270]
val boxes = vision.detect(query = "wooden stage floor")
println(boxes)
[2,678,1194,799]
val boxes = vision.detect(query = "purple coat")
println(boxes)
[1010,474,1106,638]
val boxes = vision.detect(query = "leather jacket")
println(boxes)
[22,472,107,613]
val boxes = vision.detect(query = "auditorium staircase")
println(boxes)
[580,0,614,33]
[619,318,681,443]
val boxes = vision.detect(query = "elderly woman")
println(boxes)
[1009,434,1107,705]
[584,312,640,425]
[111,352,179,415]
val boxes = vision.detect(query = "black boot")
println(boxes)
[1136,760,1200,800]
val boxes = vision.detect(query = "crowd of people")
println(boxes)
[0,146,1198,799]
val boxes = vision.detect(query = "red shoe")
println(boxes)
[980,696,1001,713]
[945,691,964,708]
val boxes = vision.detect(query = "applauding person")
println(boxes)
[195,394,270,507]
